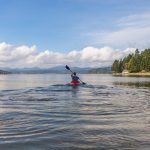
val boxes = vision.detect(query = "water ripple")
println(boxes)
[0,83,149,149]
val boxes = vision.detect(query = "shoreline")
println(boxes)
[113,72,150,77]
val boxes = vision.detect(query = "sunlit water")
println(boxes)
[0,74,150,150]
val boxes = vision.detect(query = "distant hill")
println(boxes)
[88,67,112,74]
[0,66,112,74]
[0,70,11,74]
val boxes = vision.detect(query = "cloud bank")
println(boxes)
[0,42,136,68]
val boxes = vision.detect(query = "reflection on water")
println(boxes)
[0,74,150,150]
[113,81,150,88]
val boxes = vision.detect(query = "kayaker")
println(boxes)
[71,72,80,83]
[65,65,86,85]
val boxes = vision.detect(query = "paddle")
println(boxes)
[65,65,86,84]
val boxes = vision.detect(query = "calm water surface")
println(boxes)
[0,74,150,150]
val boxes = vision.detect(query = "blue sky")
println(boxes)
[0,0,150,51]
[0,0,150,68]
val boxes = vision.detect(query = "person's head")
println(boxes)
[73,72,76,75]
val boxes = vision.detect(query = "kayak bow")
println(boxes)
[68,80,81,86]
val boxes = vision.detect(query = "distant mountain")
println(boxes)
[0,70,11,74]
[0,67,63,74]
[88,67,112,74]
[0,66,112,74]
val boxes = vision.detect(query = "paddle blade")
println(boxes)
[65,65,70,70]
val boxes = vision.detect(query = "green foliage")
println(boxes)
[112,48,150,73]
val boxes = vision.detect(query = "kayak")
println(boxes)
[68,80,81,86]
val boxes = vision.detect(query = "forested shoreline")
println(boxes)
[112,48,150,73]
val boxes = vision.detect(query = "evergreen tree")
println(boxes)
[128,56,139,72]
[122,54,132,70]
[140,48,150,71]
[112,60,120,73]
[119,59,123,72]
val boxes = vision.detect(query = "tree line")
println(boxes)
[112,48,150,73]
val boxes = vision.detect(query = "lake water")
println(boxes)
[0,74,150,150]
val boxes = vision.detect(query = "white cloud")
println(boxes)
[118,12,150,27]
[86,12,150,49]
[100,27,150,48]
[0,42,37,62]
[0,42,136,68]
